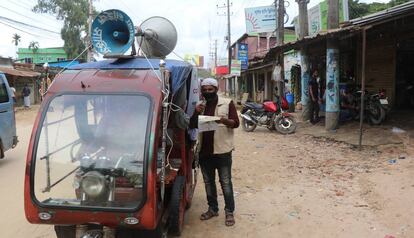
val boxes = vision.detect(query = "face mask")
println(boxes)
[202,92,217,101]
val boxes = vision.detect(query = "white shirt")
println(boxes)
[10,87,16,97]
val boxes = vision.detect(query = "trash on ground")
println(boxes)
[288,211,300,220]
[388,159,397,164]
[392,127,406,134]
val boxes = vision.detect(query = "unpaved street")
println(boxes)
[1,107,413,238]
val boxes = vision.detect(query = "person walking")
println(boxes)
[190,78,239,226]
[308,70,320,124]
[22,84,31,108]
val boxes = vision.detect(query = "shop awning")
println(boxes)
[0,66,40,77]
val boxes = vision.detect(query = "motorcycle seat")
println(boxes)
[245,102,263,109]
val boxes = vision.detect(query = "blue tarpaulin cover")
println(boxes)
[69,58,193,95]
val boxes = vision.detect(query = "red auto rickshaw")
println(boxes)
[24,9,199,238]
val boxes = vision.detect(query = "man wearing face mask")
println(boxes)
[190,77,239,227]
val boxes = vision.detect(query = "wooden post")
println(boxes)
[253,73,257,102]
[359,29,367,150]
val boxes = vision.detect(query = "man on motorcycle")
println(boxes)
[190,78,239,227]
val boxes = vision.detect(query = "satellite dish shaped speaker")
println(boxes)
[136,17,177,58]
[91,9,135,55]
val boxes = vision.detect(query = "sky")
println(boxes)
[0,0,389,67]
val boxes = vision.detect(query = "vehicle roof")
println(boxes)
[69,57,192,71]
[47,57,193,97]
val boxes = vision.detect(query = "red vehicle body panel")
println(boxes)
[24,68,165,229]
[263,101,277,112]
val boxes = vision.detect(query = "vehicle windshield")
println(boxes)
[33,94,151,209]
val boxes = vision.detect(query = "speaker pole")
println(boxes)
[87,0,93,62]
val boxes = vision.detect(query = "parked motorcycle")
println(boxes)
[372,88,390,119]
[240,97,297,134]
[353,90,386,125]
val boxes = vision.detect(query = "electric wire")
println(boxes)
[0,20,56,40]
[0,16,60,35]
[0,4,61,31]
[16,0,60,22]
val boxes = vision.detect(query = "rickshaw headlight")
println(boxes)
[81,171,106,198]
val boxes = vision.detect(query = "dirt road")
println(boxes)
[1,107,413,238]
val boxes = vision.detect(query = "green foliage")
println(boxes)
[28,41,39,53]
[348,0,410,19]
[32,0,92,60]
[12,34,21,47]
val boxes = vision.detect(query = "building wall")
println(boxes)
[17,48,68,64]
[361,30,396,105]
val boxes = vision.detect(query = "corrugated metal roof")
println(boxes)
[263,1,414,62]
[0,67,40,77]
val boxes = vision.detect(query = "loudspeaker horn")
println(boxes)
[91,9,135,56]
[136,16,177,58]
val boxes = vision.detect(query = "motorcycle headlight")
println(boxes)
[81,171,107,198]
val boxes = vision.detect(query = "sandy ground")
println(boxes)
[1,106,413,238]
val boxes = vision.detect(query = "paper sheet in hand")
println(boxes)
[198,115,221,132]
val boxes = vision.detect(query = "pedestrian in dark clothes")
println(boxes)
[190,78,239,226]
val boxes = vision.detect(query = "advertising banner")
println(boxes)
[245,6,276,34]
[238,43,248,70]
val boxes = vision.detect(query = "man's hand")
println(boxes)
[216,117,235,128]
[195,103,205,114]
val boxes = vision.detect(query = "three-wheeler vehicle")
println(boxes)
[24,9,199,238]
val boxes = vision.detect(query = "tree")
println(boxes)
[28,41,39,63]
[348,0,411,20]
[348,0,370,20]
[28,41,39,53]
[12,33,21,47]
[12,33,21,59]
[32,0,94,60]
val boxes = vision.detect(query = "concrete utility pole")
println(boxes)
[209,39,218,69]
[215,39,218,68]
[217,1,232,94]
[226,0,232,75]
[296,0,310,121]
[87,0,93,62]
[276,0,285,97]
[325,0,340,130]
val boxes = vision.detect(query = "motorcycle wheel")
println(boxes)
[275,116,297,134]
[368,103,385,125]
[242,117,257,132]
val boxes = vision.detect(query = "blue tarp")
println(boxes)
[69,58,193,95]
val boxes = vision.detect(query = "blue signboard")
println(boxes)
[238,43,248,70]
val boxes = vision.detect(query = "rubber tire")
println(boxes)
[169,176,186,236]
[241,118,257,132]
[368,103,385,125]
[54,225,76,238]
[275,116,297,135]
[0,140,4,159]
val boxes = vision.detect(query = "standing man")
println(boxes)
[191,78,239,226]
[308,70,320,124]
[22,84,31,108]
[10,85,16,103]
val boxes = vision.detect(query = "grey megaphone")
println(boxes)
[136,16,178,58]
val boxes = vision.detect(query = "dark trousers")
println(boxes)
[309,100,320,123]
[199,153,235,213]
